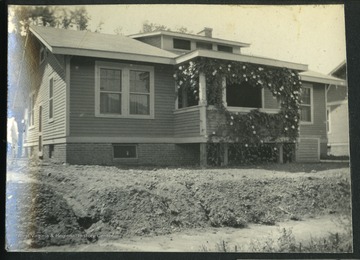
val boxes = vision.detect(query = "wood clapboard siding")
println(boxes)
[299,83,327,141]
[296,138,319,162]
[328,103,349,145]
[136,36,162,48]
[263,87,279,109]
[174,109,200,137]
[69,57,175,138]
[26,50,66,144]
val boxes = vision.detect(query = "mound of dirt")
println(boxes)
[6,182,88,249]
[7,163,352,249]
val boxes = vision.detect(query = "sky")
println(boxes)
[9,4,346,74]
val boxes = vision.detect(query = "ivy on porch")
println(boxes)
[174,57,302,166]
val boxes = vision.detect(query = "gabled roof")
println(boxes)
[329,60,346,75]
[29,25,177,64]
[299,70,346,86]
[129,30,250,48]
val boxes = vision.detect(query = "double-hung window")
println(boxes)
[95,61,154,118]
[49,77,54,120]
[300,85,313,123]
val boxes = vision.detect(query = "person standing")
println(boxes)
[7,116,19,166]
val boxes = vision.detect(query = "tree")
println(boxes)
[114,26,123,35]
[7,6,90,118]
[9,6,90,34]
[140,20,170,33]
[140,21,192,34]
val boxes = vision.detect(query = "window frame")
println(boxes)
[48,77,54,122]
[299,84,313,125]
[95,61,155,119]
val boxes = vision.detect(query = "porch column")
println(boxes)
[222,77,227,107]
[223,143,229,166]
[199,72,207,136]
[200,143,207,167]
[277,143,284,164]
[199,72,207,106]
[199,72,207,167]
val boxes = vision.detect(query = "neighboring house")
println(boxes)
[326,61,349,156]
[20,25,345,166]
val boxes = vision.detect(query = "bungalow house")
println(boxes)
[19,25,346,166]
[326,61,349,156]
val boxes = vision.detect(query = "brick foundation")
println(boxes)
[64,143,200,166]
[43,143,67,163]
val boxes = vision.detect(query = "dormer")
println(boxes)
[129,27,250,55]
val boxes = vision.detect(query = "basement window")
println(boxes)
[218,45,233,53]
[226,81,262,108]
[113,145,137,159]
[173,38,191,50]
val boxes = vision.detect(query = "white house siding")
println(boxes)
[174,109,201,138]
[327,102,349,156]
[296,138,320,162]
[25,50,66,147]
[298,82,327,160]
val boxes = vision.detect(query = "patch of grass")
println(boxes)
[200,240,241,252]
[200,228,352,253]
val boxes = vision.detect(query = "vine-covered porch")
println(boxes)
[173,56,303,166]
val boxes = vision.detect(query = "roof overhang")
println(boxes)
[29,26,175,65]
[130,31,251,48]
[51,47,175,65]
[300,72,346,86]
[175,50,308,71]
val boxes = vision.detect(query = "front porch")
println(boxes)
[173,65,299,166]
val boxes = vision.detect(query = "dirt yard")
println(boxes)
[5,162,352,252]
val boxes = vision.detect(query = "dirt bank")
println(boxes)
[6,162,351,251]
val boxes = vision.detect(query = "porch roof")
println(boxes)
[175,49,308,71]
[29,25,177,64]
[299,70,346,86]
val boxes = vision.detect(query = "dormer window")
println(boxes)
[40,46,46,64]
[196,42,212,50]
[218,45,233,53]
[173,38,191,50]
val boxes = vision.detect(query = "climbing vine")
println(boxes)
[174,57,302,165]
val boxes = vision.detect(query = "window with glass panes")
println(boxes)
[95,61,154,118]
[99,68,122,114]
[300,86,312,122]
[49,78,54,119]
[130,70,150,115]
